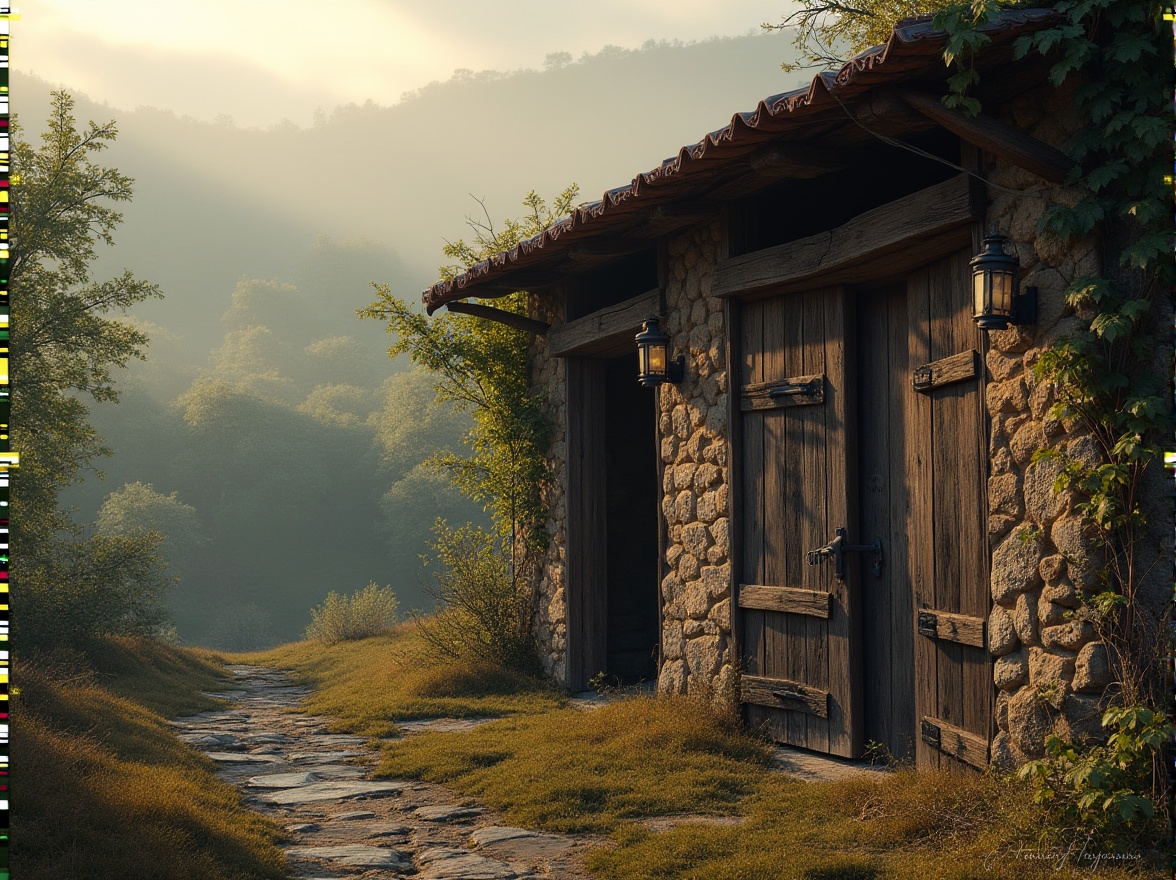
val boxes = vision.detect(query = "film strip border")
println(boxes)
[1,3,12,871]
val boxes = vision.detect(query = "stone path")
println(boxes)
[173,666,598,880]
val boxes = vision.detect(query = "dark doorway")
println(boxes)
[603,353,659,683]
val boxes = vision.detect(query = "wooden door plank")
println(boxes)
[921,715,989,770]
[917,608,986,648]
[907,265,939,770]
[740,374,825,411]
[912,349,979,393]
[738,584,832,617]
[743,674,830,718]
[824,287,860,758]
[767,294,803,746]
[799,289,828,754]
[886,284,916,760]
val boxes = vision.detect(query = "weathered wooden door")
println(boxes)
[904,249,991,770]
[736,285,862,759]
[736,249,990,767]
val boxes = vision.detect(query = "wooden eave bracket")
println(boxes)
[897,90,1076,184]
[445,300,550,335]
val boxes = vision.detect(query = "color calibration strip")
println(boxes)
[0,5,12,874]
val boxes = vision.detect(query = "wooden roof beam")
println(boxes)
[898,89,1075,184]
[748,142,850,180]
[445,300,550,335]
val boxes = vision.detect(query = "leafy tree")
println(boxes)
[765,0,948,68]
[11,90,166,646]
[95,481,205,577]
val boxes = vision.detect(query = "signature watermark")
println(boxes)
[983,837,1144,873]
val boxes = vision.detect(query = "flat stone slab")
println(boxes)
[285,822,321,833]
[288,751,367,763]
[204,751,283,763]
[330,810,376,821]
[310,734,368,746]
[469,827,537,847]
[364,822,411,838]
[179,732,241,747]
[397,717,495,735]
[247,771,323,788]
[261,780,407,805]
[418,848,518,880]
[414,804,483,822]
[243,732,290,744]
[770,745,891,782]
[284,844,409,869]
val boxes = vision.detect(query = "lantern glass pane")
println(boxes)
[638,345,650,377]
[973,271,988,316]
[991,270,1014,315]
[648,344,667,375]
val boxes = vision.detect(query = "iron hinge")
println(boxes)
[917,610,938,638]
[921,719,941,749]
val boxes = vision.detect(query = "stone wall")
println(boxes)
[528,292,569,685]
[982,79,1172,766]
[653,221,737,708]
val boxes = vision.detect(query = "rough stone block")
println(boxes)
[658,659,687,695]
[990,525,1043,604]
[661,436,679,464]
[682,521,712,557]
[1059,693,1107,746]
[684,578,710,619]
[1041,620,1093,651]
[1028,647,1075,688]
[686,429,710,460]
[674,490,696,523]
[672,405,691,439]
[1024,458,1067,526]
[1042,578,1081,608]
[678,552,700,582]
[662,621,685,661]
[1010,420,1044,466]
[674,464,698,491]
[685,635,721,678]
[694,463,720,492]
[1014,591,1040,647]
[1038,554,1065,583]
[1037,600,1070,628]
[994,650,1029,690]
[696,491,718,524]
[708,598,731,631]
[988,472,1022,518]
[986,349,1023,382]
[988,605,1018,656]
[702,564,729,599]
[990,730,1031,770]
[1006,686,1056,758]
[1073,642,1112,694]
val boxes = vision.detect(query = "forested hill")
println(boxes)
[15,32,803,362]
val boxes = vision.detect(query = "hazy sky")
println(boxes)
[17,1,795,127]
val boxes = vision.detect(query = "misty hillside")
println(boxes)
[16,32,804,357]
[24,32,809,648]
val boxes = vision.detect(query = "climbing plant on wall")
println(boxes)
[772,0,1172,846]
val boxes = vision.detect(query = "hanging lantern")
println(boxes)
[970,233,1035,330]
[635,317,684,387]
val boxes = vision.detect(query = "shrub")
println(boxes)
[305,582,399,645]
[415,523,540,674]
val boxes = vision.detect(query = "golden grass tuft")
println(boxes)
[236,624,564,735]
[13,639,288,880]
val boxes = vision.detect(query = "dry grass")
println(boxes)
[237,623,564,736]
[376,694,770,833]
[12,638,288,880]
[232,627,1164,878]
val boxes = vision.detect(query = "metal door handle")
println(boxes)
[807,527,884,579]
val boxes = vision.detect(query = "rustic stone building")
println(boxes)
[421,10,1172,771]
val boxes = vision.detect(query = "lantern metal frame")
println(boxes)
[635,316,685,387]
[970,232,1037,331]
